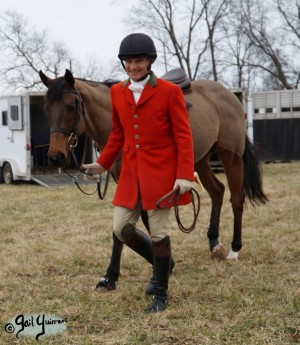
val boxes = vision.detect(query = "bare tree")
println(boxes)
[0,10,73,91]
[201,0,229,82]
[0,10,114,92]
[126,0,209,80]
[275,0,300,88]
[240,0,294,89]
[127,0,252,85]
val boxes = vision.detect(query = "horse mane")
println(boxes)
[45,76,121,103]
[76,77,121,89]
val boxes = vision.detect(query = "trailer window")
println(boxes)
[10,105,19,121]
[2,111,7,126]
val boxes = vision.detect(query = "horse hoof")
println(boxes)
[226,250,239,260]
[95,276,116,291]
[211,243,225,259]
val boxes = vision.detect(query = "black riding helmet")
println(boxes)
[118,33,157,72]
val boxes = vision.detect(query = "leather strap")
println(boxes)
[155,187,200,233]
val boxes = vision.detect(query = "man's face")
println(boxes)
[124,57,150,81]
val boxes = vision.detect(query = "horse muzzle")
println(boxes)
[48,151,69,167]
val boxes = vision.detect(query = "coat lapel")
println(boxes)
[137,72,158,107]
[122,79,135,105]
[121,73,158,107]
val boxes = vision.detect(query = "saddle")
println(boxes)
[161,68,192,94]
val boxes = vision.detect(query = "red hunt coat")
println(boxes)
[97,73,194,210]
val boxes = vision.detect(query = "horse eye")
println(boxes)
[65,104,76,113]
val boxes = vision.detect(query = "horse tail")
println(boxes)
[243,136,268,205]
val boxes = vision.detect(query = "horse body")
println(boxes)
[40,69,267,280]
[186,80,246,160]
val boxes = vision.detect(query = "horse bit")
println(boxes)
[50,88,109,200]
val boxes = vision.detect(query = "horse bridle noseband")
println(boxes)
[51,88,109,200]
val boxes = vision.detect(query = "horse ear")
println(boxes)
[64,69,75,87]
[39,70,52,88]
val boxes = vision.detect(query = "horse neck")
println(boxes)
[76,81,112,149]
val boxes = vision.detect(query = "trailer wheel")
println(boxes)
[0,166,3,184]
[3,163,14,185]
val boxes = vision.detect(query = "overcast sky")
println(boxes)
[0,0,140,66]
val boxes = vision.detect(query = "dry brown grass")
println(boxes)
[0,162,299,345]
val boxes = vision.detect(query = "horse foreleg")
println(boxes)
[195,159,225,259]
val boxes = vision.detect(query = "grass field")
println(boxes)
[0,162,299,345]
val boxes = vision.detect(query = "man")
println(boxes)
[83,33,194,313]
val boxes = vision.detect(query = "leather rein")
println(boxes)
[50,88,109,200]
[156,186,200,233]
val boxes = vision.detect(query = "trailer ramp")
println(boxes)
[31,173,95,188]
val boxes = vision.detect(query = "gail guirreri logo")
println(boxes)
[4,313,67,341]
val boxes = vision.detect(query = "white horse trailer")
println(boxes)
[0,91,94,186]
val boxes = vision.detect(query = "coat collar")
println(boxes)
[122,72,158,106]
[122,72,157,88]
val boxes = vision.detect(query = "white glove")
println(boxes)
[82,162,105,181]
[173,179,193,195]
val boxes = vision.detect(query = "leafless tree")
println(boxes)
[275,0,300,88]
[201,0,229,82]
[239,0,294,89]
[0,10,73,90]
[126,0,209,80]
[0,10,112,91]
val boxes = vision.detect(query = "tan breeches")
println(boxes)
[113,200,170,243]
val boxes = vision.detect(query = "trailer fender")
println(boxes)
[0,159,23,182]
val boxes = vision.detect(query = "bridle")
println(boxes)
[50,89,82,139]
[50,88,109,200]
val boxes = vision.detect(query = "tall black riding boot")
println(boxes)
[145,257,175,295]
[145,236,171,314]
[121,223,153,264]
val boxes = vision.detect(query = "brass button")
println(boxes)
[133,114,138,119]
[135,134,139,139]
[134,124,139,129]
[135,144,140,149]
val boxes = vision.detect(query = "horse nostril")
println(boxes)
[49,152,66,167]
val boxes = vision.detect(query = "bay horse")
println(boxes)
[39,69,267,290]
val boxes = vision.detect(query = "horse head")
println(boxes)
[39,69,86,167]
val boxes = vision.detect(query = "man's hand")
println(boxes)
[173,179,193,195]
[82,163,105,181]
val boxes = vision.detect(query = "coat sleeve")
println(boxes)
[169,85,194,181]
[96,87,124,170]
